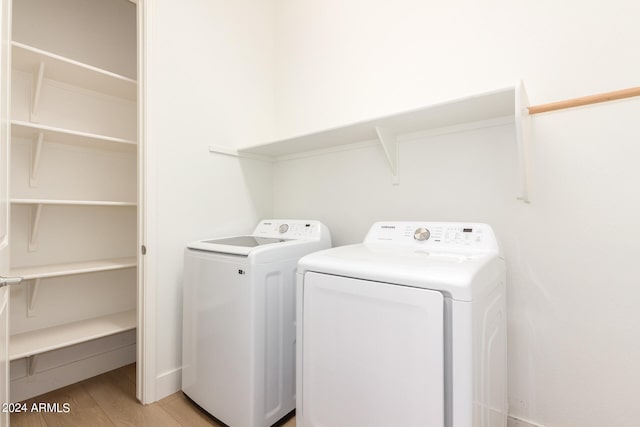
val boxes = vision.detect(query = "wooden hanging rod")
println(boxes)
[528,86,640,115]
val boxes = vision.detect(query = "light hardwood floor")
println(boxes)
[10,364,296,427]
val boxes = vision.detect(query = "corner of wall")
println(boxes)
[155,367,182,401]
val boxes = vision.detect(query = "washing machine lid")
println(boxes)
[201,236,289,247]
[188,236,292,255]
[298,221,504,301]
[187,219,331,256]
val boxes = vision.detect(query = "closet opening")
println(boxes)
[7,0,146,403]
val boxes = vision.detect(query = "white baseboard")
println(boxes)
[10,331,136,402]
[508,414,548,427]
[155,366,182,400]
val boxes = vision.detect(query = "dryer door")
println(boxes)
[300,272,444,427]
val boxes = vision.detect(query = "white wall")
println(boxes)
[271,1,640,426]
[145,0,275,399]
[144,1,640,424]
[273,0,640,137]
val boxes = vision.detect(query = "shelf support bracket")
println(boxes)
[27,355,39,376]
[515,80,531,203]
[28,204,43,252]
[27,278,41,318]
[30,131,44,187]
[31,61,45,122]
[375,126,399,185]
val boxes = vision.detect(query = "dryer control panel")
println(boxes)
[364,221,499,253]
[253,220,326,240]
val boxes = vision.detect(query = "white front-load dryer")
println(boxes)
[296,222,507,427]
[182,219,331,427]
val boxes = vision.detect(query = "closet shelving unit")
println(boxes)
[11,119,136,187]
[9,22,137,388]
[11,120,136,152]
[10,257,137,281]
[213,82,531,202]
[11,199,137,207]
[10,310,137,368]
[10,256,136,319]
[11,41,137,101]
[11,199,136,252]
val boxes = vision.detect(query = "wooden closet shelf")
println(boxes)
[12,41,137,101]
[10,257,137,280]
[10,310,137,360]
[11,120,137,151]
[11,198,137,207]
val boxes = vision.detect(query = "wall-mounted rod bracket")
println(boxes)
[31,61,45,122]
[30,131,44,187]
[28,203,43,252]
[27,278,41,317]
[375,126,399,185]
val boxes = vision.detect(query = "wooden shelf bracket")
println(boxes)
[375,126,399,185]
[30,131,44,187]
[27,355,39,376]
[515,80,531,203]
[27,278,41,317]
[28,203,43,252]
[31,60,45,121]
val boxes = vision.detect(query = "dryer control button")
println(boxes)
[279,224,289,234]
[414,227,430,241]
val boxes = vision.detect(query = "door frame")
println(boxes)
[136,0,157,404]
[0,0,11,422]
[0,0,155,405]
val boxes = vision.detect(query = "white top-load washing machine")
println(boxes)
[296,221,507,427]
[182,220,331,427]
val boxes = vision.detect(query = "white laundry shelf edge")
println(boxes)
[214,82,531,200]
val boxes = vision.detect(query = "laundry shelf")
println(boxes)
[239,86,518,158]
[12,41,137,101]
[11,120,137,151]
[10,257,137,280]
[11,198,137,207]
[9,310,137,360]
[236,83,531,201]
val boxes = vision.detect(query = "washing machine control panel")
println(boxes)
[253,220,324,239]
[365,221,499,253]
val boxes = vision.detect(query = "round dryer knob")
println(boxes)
[414,227,430,241]
[279,224,289,234]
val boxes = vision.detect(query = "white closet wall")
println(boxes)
[12,0,136,78]
[8,0,137,401]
